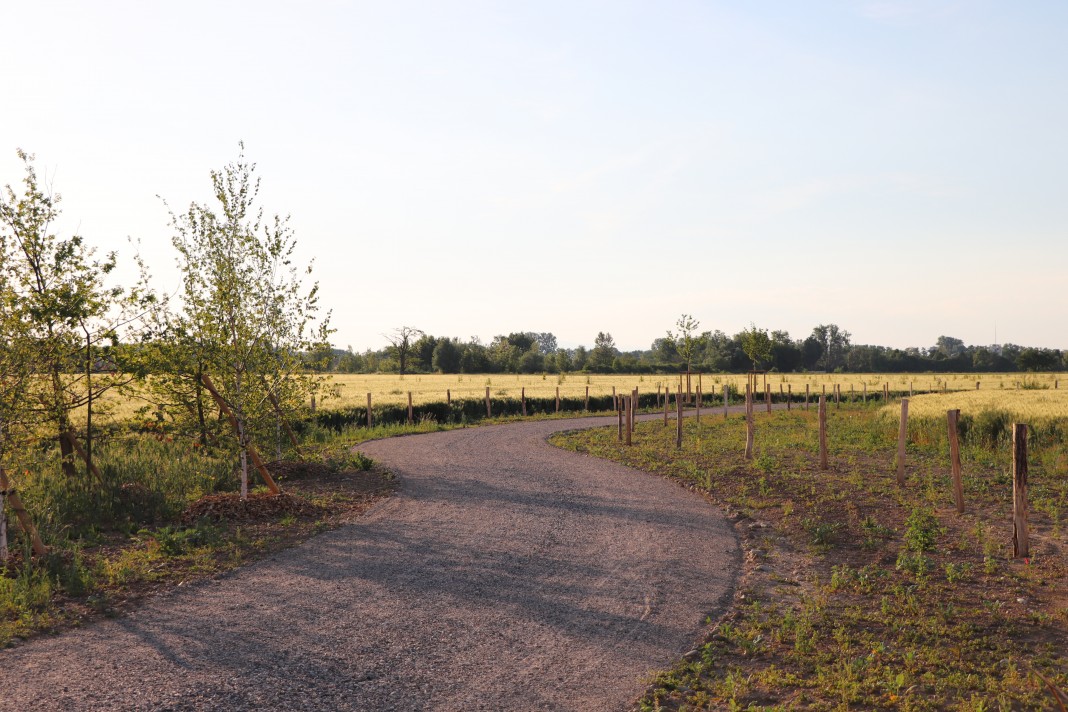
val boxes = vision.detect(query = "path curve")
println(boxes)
[3,413,740,711]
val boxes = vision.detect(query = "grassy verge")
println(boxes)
[551,404,1068,710]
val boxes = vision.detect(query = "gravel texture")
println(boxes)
[3,414,739,711]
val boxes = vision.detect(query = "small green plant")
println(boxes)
[902,507,942,552]
[803,517,843,548]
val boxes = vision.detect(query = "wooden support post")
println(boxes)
[617,397,623,441]
[850,383,854,402]
[1012,423,1029,558]
[805,384,810,410]
[632,388,638,433]
[367,393,372,428]
[63,431,104,484]
[976,381,980,390]
[723,384,729,419]
[656,384,661,409]
[834,384,840,409]
[612,386,616,412]
[897,398,909,486]
[585,385,589,412]
[676,387,683,449]
[765,384,771,413]
[447,389,451,406]
[744,385,754,459]
[664,384,670,426]
[555,386,560,413]
[910,382,913,397]
[265,390,303,455]
[485,387,492,418]
[200,374,281,494]
[818,395,828,470]
[948,409,964,513]
[310,394,316,413]
[625,396,632,446]
[884,382,889,402]
[696,386,701,424]
[787,384,792,411]
[522,387,527,417]
[863,382,867,402]
[0,467,47,556]
[407,392,414,425]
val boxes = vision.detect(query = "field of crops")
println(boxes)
[316,372,1067,409]
[881,388,1068,421]
[83,371,1068,422]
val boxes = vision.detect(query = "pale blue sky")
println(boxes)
[2,1,1066,352]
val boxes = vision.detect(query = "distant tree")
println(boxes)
[554,348,574,372]
[518,349,544,373]
[412,333,438,371]
[810,324,851,371]
[935,336,966,358]
[431,338,462,373]
[589,332,618,372]
[739,323,772,370]
[533,332,558,354]
[1017,348,1061,372]
[384,326,424,375]
[572,345,589,371]
[769,330,801,372]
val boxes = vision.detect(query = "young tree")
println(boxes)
[0,150,145,480]
[667,314,706,372]
[163,144,331,498]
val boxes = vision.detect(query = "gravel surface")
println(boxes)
[3,413,739,711]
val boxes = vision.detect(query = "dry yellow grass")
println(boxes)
[70,371,1067,421]
[880,388,1068,421]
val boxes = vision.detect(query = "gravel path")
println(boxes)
[3,413,740,711]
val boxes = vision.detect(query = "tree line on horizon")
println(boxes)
[315,323,1064,376]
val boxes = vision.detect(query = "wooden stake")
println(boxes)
[896,398,908,486]
[787,384,792,411]
[265,390,303,455]
[0,467,46,556]
[63,431,104,484]
[367,393,372,428]
[744,385,754,460]
[976,381,980,390]
[884,382,889,402]
[556,386,560,413]
[696,386,701,424]
[948,409,964,513]
[612,386,616,412]
[765,384,771,413]
[632,388,638,434]
[200,374,281,494]
[485,387,491,418]
[310,394,316,413]
[664,384,670,426]
[617,396,623,441]
[625,396,632,446]
[863,382,867,402]
[447,389,451,406]
[585,386,589,412]
[676,387,683,449]
[407,391,413,425]
[1012,423,1029,558]
[818,395,828,470]
[805,384,810,410]
[521,387,527,416]
[723,384,729,419]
